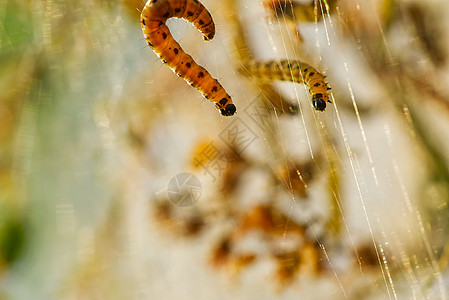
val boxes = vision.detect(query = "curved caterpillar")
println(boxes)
[141,0,236,116]
[239,60,331,111]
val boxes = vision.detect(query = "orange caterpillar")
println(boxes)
[141,0,236,116]
[240,60,331,111]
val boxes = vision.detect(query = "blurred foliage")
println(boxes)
[0,0,34,272]
[0,213,25,267]
[0,0,143,294]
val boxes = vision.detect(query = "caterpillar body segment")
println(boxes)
[240,60,331,111]
[141,0,236,116]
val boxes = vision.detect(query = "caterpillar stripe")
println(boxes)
[240,60,331,111]
[141,0,236,116]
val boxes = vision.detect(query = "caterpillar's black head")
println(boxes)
[204,31,215,41]
[215,97,236,116]
[220,104,236,116]
[312,93,328,111]
[313,99,326,111]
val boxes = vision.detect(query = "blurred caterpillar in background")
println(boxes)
[239,60,331,111]
[141,0,236,116]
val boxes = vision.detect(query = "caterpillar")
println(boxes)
[239,60,331,111]
[140,0,236,116]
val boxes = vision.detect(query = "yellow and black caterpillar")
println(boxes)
[141,0,236,116]
[240,60,331,111]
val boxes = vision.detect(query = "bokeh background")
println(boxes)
[2,0,449,299]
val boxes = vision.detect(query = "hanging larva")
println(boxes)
[140,0,236,116]
[239,60,332,111]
